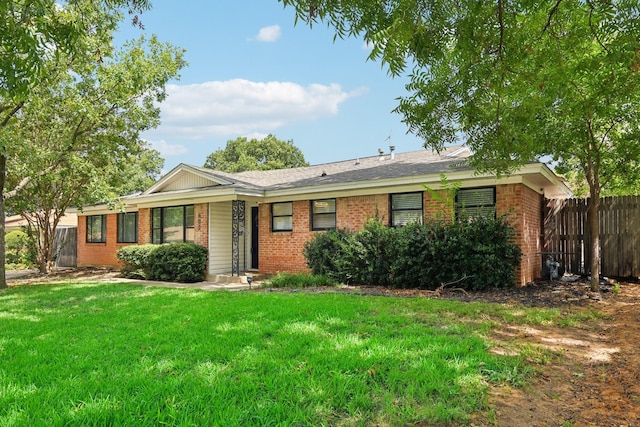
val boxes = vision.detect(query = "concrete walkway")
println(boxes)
[95,276,261,292]
[6,269,262,292]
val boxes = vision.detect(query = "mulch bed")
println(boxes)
[262,277,624,308]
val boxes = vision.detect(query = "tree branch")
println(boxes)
[543,0,563,34]
[497,0,505,62]
[1,102,25,127]
[4,161,64,201]
[586,0,610,54]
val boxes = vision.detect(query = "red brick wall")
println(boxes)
[259,195,390,274]
[423,190,453,221]
[194,203,209,248]
[496,184,543,285]
[258,185,543,286]
[337,194,389,229]
[258,200,310,274]
[78,203,209,269]
[138,208,151,244]
[77,213,127,267]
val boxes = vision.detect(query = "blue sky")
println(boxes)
[115,0,427,173]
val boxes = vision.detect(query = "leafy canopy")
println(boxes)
[0,0,155,287]
[280,0,640,190]
[204,134,309,172]
[280,0,640,289]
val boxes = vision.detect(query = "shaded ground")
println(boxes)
[257,278,640,426]
[7,269,640,426]
[464,279,640,427]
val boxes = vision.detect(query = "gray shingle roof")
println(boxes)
[190,145,471,191]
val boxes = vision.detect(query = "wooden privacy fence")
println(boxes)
[544,196,640,278]
[53,227,77,268]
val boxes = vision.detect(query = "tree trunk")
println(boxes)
[0,155,7,289]
[38,227,49,274]
[587,186,600,292]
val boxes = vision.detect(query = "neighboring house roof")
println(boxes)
[5,213,78,232]
[79,145,572,213]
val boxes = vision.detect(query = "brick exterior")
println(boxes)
[423,190,454,221]
[337,194,390,229]
[193,203,209,248]
[77,203,209,268]
[78,187,544,286]
[138,208,151,244]
[496,184,543,285]
[258,184,544,286]
[258,195,391,275]
[77,213,128,267]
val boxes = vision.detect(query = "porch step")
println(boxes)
[206,273,270,284]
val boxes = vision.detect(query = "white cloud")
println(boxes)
[156,79,365,141]
[148,139,188,157]
[362,40,375,51]
[253,25,281,42]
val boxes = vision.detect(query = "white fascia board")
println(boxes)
[75,204,141,216]
[517,163,573,198]
[130,187,265,209]
[76,204,116,216]
[259,167,569,203]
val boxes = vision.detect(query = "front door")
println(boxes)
[251,207,259,269]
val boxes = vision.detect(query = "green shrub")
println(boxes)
[302,216,522,290]
[302,228,355,283]
[146,243,208,283]
[267,272,336,288]
[391,216,522,290]
[344,218,396,286]
[116,244,158,279]
[5,229,36,267]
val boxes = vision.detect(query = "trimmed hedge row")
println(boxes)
[116,243,207,283]
[303,216,522,290]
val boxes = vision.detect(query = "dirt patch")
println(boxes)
[265,279,640,426]
[479,283,640,427]
[8,269,640,426]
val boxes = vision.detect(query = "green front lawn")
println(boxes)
[0,283,596,426]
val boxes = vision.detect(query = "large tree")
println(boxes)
[204,134,309,172]
[279,0,640,291]
[5,35,183,274]
[0,0,176,288]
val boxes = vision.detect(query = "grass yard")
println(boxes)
[0,283,597,426]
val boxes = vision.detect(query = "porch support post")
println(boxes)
[231,200,245,276]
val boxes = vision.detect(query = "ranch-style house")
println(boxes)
[76,145,571,285]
